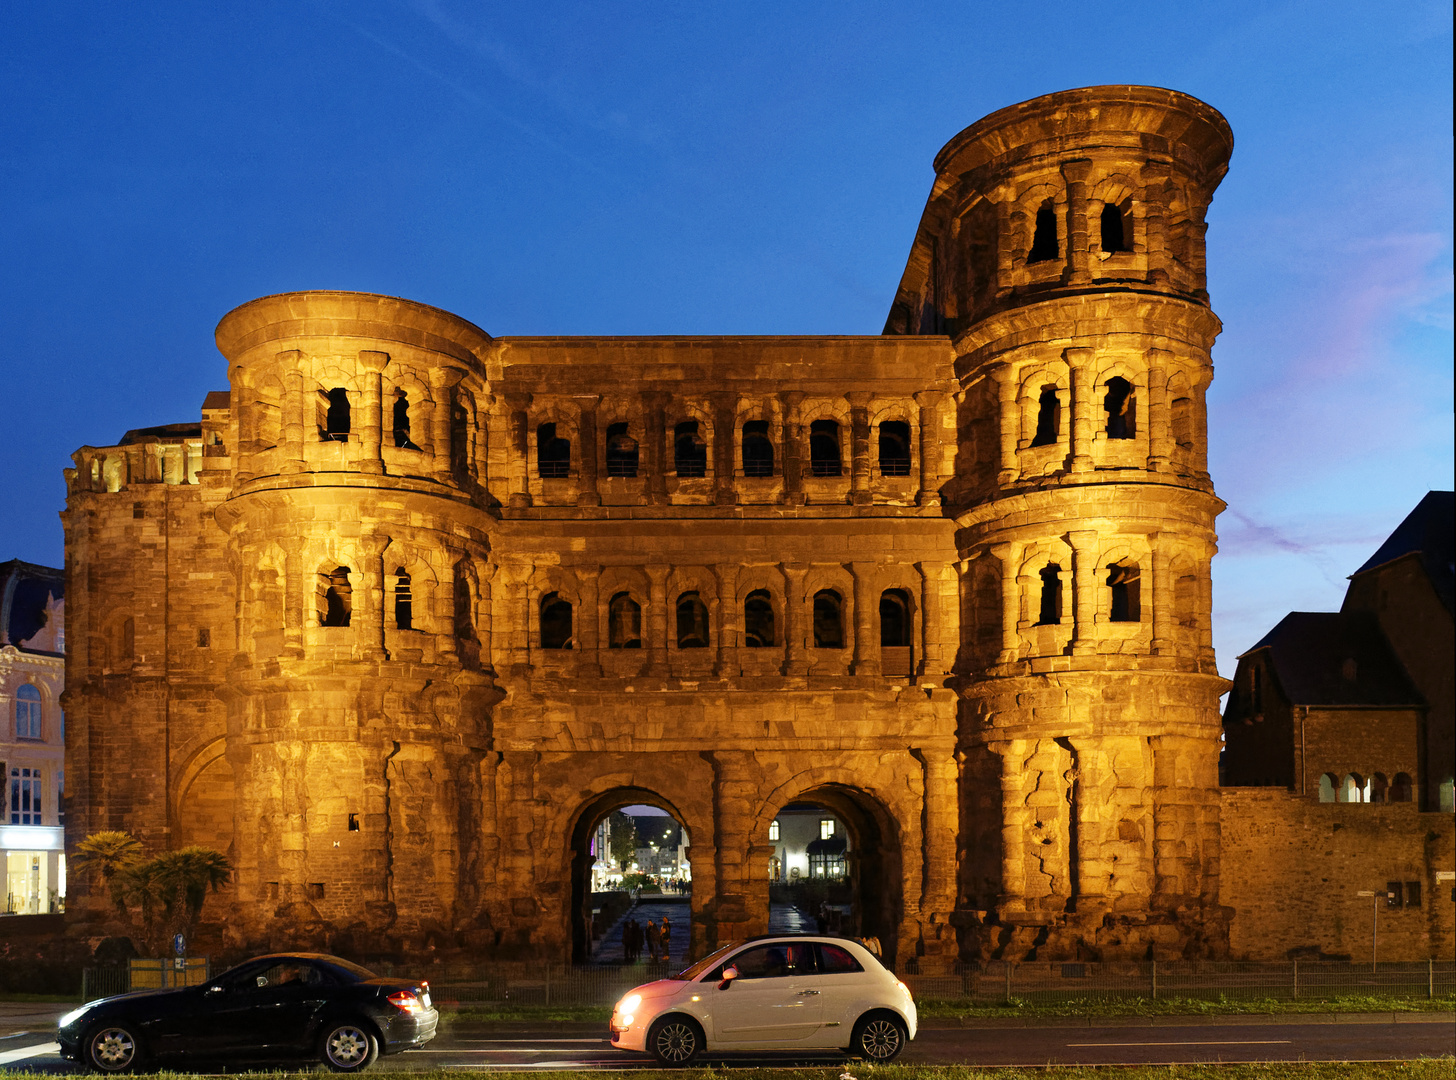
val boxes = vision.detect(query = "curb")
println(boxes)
[919,1011,1456,1029]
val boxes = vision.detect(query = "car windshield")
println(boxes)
[671,941,744,982]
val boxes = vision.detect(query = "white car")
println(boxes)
[609,935,917,1065]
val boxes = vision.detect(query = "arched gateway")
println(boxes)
[64,87,1233,970]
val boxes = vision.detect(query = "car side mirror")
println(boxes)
[205,984,226,995]
[717,966,738,990]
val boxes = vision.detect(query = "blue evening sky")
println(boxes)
[2,1,1451,675]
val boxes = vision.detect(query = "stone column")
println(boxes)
[358,350,389,476]
[990,542,1019,665]
[914,390,945,505]
[1193,371,1212,480]
[994,740,1028,914]
[1197,539,1216,667]
[707,751,767,940]
[575,395,601,507]
[919,561,947,676]
[1140,161,1171,283]
[782,563,808,676]
[850,562,878,676]
[714,563,736,676]
[711,392,738,506]
[993,189,1015,292]
[1066,347,1096,474]
[280,536,305,658]
[1150,533,1173,655]
[357,534,389,661]
[279,351,307,475]
[847,391,873,505]
[577,569,601,676]
[646,564,670,676]
[643,392,669,505]
[504,393,531,507]
[431,369,465,485]
[779,391,805,505]
[1068,529,1099,656]
[1146,348,1172,473]
[993,366,1018,485]
[919,749,959,935]
[1061,159,1093,286]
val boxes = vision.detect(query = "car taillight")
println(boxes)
[388,990,424,1014]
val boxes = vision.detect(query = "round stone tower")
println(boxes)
[213,292,501,952]
[889,86,1234,960]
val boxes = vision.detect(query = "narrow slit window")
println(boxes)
[809,419,842,477]
[605,422,639,477]
[742,420,774,477]
[321,566,353,627]
[394,568,413,630]
[608,593,642,649]
[322,388,351,441]
[744,590,775,647]
[1031,388,1060,447]
[540,592,574,649]
[537,422,571,478]
[676,591,709,648]
[1037,564,1063,625]
[878,421,911,476]
[879,590,911,646]
[1106,561,1140,622]
[813,590,844,648]
[674,421,707,477]
[1028,200,1059,263]
[1103,377,1136,440]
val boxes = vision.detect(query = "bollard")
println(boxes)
[1150,960,1157,1000]
[1292,959,1299,999]
[1004,961,1012,1004]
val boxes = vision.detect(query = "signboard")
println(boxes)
[173,933,186,957]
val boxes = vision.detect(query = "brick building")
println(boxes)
[63,85,1244,967]
[1221,492,1455,960]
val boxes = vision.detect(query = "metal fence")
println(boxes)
[79,958,1453,1009]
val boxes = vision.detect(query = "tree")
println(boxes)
[608,811,638,871]
[73,832,233,955]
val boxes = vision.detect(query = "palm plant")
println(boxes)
[71,831,143,915]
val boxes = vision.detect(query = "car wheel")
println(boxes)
[319,1021,380,1072]
[851,1011,906,1062]
[85,1023,144,1073]
[647,1015,703,1066]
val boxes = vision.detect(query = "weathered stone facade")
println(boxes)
[62,86,1237,966]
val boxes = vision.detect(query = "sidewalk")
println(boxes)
[0,1000,72,1036]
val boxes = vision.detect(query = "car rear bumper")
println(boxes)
[381,1008,439,1053]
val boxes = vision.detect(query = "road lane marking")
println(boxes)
[1065,1040,1293,1047]
[456,1039,609,1043]
[0,1041,59,1065]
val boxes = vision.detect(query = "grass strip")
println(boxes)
[4,1062,1450,1080]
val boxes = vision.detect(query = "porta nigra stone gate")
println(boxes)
[62,86,1234,969]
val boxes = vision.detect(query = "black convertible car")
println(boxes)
[57,952,437,1072]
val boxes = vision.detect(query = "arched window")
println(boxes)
[1340,773,1366,804]
[14,685,41,740]
[1037,564,1063,625]
[1031,388,1060,447]
[537,422,571,478]
[1107,561,1140,622]
[1370,772,1389,804]
[321,567,352,627]
[121,618,135,661]
[1390,772,1414,803]
[321,388,351,441]
[1317,773,1337,803]
[1100,200,1130,253]
[676,592,709,648]
[880,589,912,676]
[393,390,419,449]
[454,567,476,642]
[540,592,573,650]
[744,590,775,647]
[394,568,413,630]
[674,421,707,477]
[813,590,843,648]
[1104,377,1136,440]
[742,421,774,477]
[605,422,638,477]
[809,420,842,477]
[1171,397,1193,449]
[878,421,911,476]
[1028,200,1059,263]
[608,593,642,649]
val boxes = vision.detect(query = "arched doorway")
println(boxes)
[568,787,693,966]
[763,784,902,966]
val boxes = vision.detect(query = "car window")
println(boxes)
[816,943,863,974]
[254,961,323,988]
[318,956,378,981]
[709,942,816,980]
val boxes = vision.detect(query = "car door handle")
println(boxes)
[797,989,820,995]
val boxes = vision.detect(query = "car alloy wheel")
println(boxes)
[86,1024,141,1073]
[321,1022,379,1072]
[853,1014,906,1061]
[648,1016,702,1065]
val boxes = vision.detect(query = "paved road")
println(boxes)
[3,1005,1450,1072]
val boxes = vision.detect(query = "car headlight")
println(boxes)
[57,1005,94,1030]
[616,993,641,1015]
